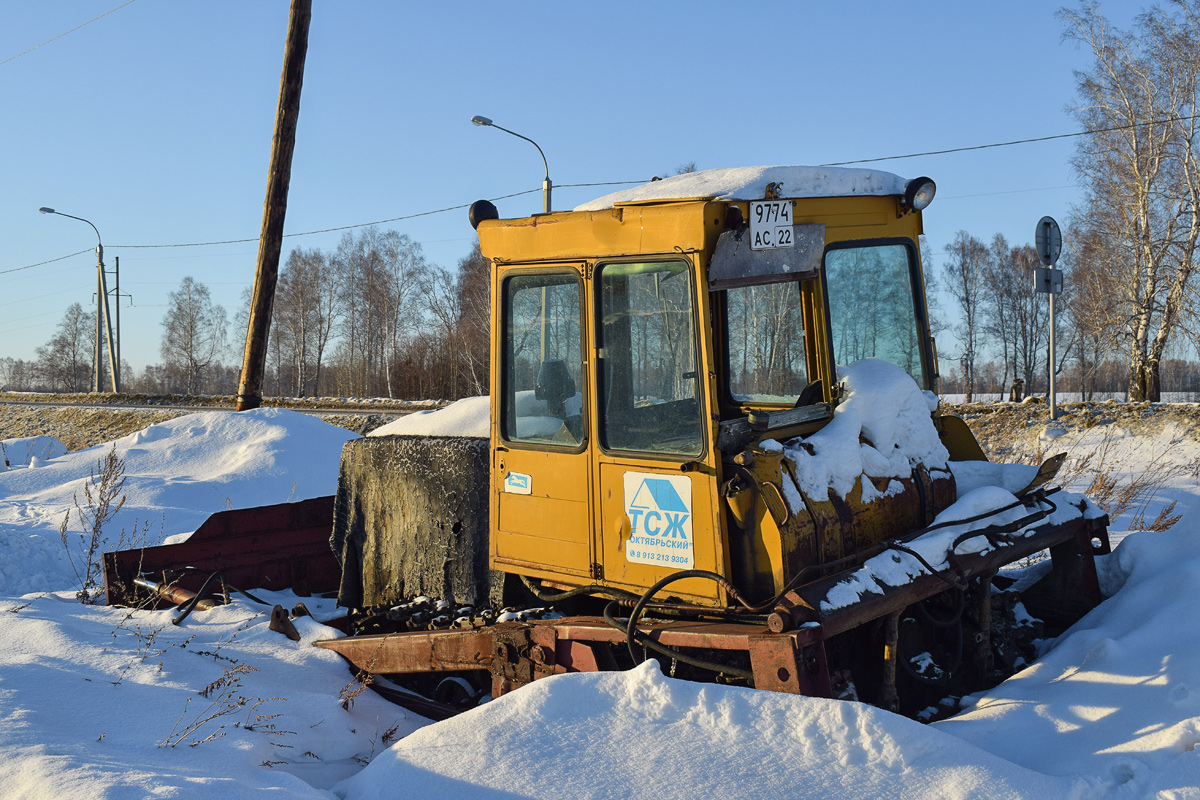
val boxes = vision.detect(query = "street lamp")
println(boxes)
[471,115,552,213]
[38,207,120,393]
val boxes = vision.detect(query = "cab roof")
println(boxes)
[574,165,910,211]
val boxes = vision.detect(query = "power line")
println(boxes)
[0,319,59,338]
[0,307,69,327]
[0,249,91,276]
[944,184,1077,200]
[1,181,646,284]
[0,0,138,67]
[0,287,82,309]
[109,182,647,249]
[820,113,1200,166]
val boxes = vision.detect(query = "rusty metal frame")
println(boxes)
[316,513,1108,709]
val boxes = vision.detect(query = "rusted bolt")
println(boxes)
[767,612,790,633]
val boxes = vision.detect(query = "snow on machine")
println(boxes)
[105,166,1110,719]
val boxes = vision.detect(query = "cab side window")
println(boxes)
[597,261,703,457]
[501,273,584,446]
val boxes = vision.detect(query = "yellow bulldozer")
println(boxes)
[105,165,1109,720]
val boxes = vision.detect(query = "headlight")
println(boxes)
[904,177,936,211]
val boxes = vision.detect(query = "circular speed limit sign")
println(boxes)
[1035,216,1062,266]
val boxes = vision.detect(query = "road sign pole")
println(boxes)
[1049,293,1056,420]
[1034,216,1063,421]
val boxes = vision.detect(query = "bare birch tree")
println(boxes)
[160,277,228,395]
[35,303,95,392]
[1062,1,1200,400]
[942,232,988,401]
[454,242,491,396]
[275,248,338,396]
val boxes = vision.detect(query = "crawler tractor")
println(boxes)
[105,166,1110,719]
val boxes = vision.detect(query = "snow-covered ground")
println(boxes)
[2,400,1199,798]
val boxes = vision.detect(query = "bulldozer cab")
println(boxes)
[476,167,939,608]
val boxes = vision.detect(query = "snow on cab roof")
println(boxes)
[574,165,910,211]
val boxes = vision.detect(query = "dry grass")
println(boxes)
[952,402,1198,533]
[59,445,137,603]
[0,402,395,450]
[1056,429,1192,530]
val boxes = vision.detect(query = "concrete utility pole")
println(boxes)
[38,207,120,393]
[237,0,311,411]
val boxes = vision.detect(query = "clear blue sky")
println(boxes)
[0,0,1143,371]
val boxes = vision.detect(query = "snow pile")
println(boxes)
[949,460,1039,496]
[774,359,949,502]
[0,409,358,596]
[369,392,584,440]
[576,165,908,211]
[938,513,1200,797]
[369,396,489,438]
[0,592,418,799]
[762,360,1097,612]
[819,484,1081,612]
[0,435,67,469]
[338,659,1080,800]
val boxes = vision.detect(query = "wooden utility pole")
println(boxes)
[236,0,311,411]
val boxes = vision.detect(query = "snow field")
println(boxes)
[1,375,1200,796]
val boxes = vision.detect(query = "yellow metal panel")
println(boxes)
[478,204,714,263]
[594,460,722,603]
[935,415,988,461]
[489,259,594,581]
[493,450,591,573]
[584,254,727,606]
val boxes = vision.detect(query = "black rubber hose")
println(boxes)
[170,569,271,625]
[603,601,754,681]
[518,574,641,604]
[897,613,963,687]
[897,490,1058,546]
[912,588,966,628]
[614,568,753,681]
[887,542,969,591]
[625,570,735,657]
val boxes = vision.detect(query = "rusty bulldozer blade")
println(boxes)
[1016,453,1068,498]
[270,604,301,641]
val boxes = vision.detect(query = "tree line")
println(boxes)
[938,1,1200,402]
[0,227,490,400]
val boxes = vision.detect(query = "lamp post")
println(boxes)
[38,207,120,393]
[471,115,552,213]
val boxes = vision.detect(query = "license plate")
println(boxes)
[749,200,794,250]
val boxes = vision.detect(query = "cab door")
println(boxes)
[590,259,724,603]
[492,266,592,579]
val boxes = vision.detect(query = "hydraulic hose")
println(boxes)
[608,569,755,680]
[603,601,754,681]
[168,569,271,625]
[518,574,641,604]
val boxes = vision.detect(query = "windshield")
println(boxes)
[824,242,927,387]
[725,282,808,404]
